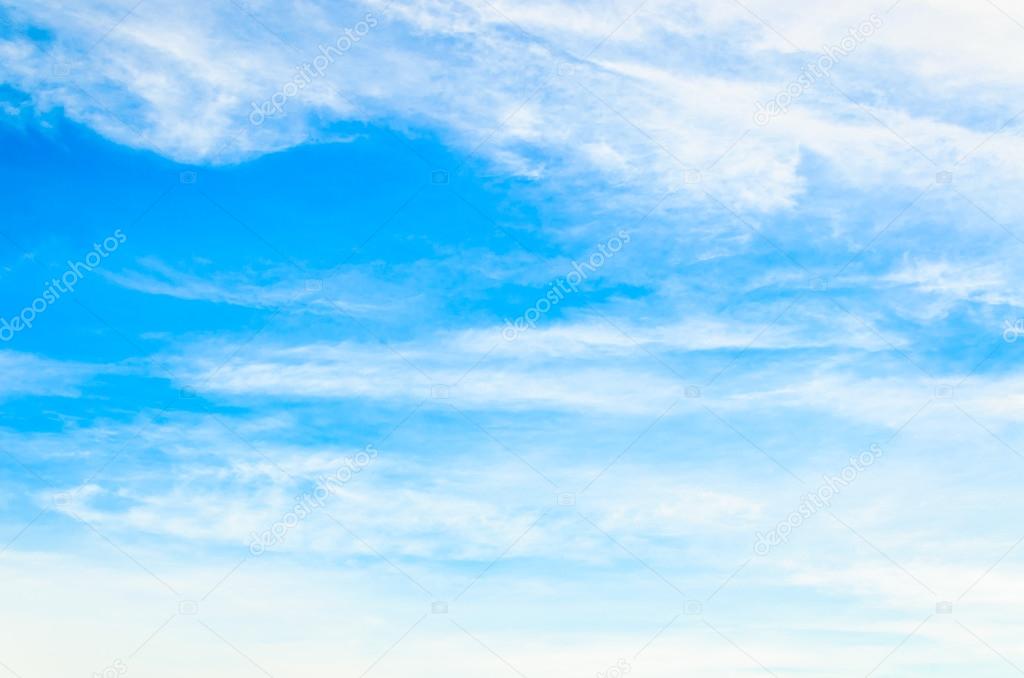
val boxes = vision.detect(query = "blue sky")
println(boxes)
[2,1,1024,676]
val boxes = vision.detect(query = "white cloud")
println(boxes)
[103,257,397,315]
[0,351,105,399]
[5,0,1024,217]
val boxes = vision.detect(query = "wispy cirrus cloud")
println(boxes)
[0,351,107,399]
[103,257,402,315]
[4,0,1024,216]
